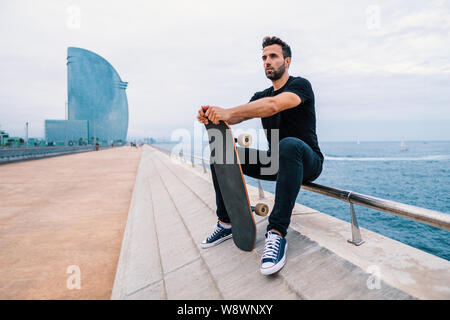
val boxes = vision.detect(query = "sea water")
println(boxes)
[155,140,450,261]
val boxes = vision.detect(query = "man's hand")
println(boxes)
[197,105,232,125]
[204,105,232,125]
[197,105,210,124]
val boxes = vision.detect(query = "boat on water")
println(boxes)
[400,139,409,151]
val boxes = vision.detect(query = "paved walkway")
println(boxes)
[0,146,142,299]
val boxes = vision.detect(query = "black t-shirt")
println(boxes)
[250,76,324,162]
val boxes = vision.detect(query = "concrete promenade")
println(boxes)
[112,145,450,300]
[0,146,141,299]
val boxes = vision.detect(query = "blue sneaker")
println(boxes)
[201,222,232,248]
[260,231,288,275]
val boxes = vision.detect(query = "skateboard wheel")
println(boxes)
[237,133,252,147]
[254,203,269,217]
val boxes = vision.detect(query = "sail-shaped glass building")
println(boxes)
[65,47,128,144]
[45,47,128,145]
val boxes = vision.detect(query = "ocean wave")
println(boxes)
[324,155,450,161]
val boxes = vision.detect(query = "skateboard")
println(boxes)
[205,121,269,251]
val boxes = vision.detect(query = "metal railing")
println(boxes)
[301,182,450,245]
[149,144,450,245]
[0,145,116,165]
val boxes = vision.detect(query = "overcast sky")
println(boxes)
[0,0,449,142]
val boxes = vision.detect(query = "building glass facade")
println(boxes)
[67,47,128,145]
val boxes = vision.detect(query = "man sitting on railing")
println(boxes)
[197,36,324,276]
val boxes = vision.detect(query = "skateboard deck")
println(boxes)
[205,121,257,251]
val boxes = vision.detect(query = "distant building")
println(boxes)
[0,130,25,147]
[45,47,129,146]
[2,137,24,147]
[45,120,88,145]
[0,130,9,146]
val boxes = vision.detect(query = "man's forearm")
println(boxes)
[227,116,248,125]
[229,97,278,122]
[202,92,300,125]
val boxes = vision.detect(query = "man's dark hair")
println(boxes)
[262,36,292,59]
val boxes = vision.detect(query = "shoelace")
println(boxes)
[262,233,281,260]
[207,224,223,241]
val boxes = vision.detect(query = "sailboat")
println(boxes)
[400,139,408,151]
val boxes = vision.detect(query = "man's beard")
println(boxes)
[265,63,286,81]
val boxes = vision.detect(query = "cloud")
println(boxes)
[0,0,449,141]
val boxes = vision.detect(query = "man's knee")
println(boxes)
[279,137,308,159]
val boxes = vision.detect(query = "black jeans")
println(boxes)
[210,137,323,237]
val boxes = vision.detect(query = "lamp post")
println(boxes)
[25,122,29,146]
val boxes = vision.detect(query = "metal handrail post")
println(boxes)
[201,157,207,173]
[257,179,265,199]
[346,191,365,246]
[347,200,365,246]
